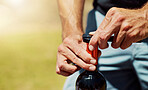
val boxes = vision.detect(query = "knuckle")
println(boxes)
[116,14,125,22]
[63,38,71,45]
[106,7,117,17]
[104,16,111,22]
[90,36,97,45]
[81,64,88,69]
[84,56,91,62]
[56,67,61,74]
[58,63,64,70]
[72,56,77,64]
[56,69,60,74]
[109,7,118,13]
[99,36,106,41]
[77,35,83,41]
[132,33,138,37]
[70,68,76,73]
[58,45,64,53]
[127,32,137,39]
[75,49,81,55]
[99,33,107,41]
[122,22,131,31]
[126,34,132,39]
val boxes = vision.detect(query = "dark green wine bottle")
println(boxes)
[76,34,106,90]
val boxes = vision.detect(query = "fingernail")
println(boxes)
[89,65,96,71]
[89,32,95,35]
[90,59,96,64]
[89,45,94,51]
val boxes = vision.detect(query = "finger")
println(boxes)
[96,14,113,49]
[111,32,118,46]
[56,66,71,76]
[58,71,71,76]
[60,63,78,74]
[98,50,102,57]
[89,30,110,50]
[112,22,132,48]
[89,8,116,50]
[65,48,96,71]
[89,31,96,36]
[111,30,125,49]
[56,59,80,76]
[57,52,78,74]
[100,11,125,48]
[99,7,115,29]
[98,8,126,49]
[89,32,99,51]
[65,42,97,65]
[59,45,96,71]
[58,66,80,76]
[120,34,133,49]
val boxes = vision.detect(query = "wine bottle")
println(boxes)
[76,34,106,90]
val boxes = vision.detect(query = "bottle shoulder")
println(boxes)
[76,71,106,85]
[76,70,106,90]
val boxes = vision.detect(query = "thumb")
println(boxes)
[89,31,96,36]
[89,32,98,51]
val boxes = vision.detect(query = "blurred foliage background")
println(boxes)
[0,0,93,90]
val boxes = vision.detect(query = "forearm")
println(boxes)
[142,2,148,20]
[58,0,85,40]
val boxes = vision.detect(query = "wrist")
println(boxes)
[61,18,84,40]
[62,28,84,40]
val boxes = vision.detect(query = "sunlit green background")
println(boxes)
[0,0,93,90]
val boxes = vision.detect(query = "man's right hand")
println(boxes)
[56,34,98,76]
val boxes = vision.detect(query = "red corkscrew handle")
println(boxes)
[86,43,98,65]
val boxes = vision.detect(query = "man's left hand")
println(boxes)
[89,7,148,50]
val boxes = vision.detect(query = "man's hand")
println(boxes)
[89,6,148,50]
[56,35,101,76]
[57,0,100,77]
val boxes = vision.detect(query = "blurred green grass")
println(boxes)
[0,30,65,90]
